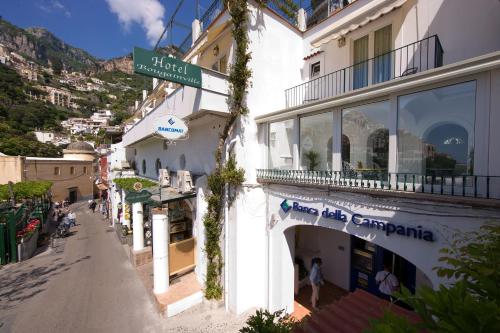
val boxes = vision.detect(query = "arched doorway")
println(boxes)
[274,222,433,316]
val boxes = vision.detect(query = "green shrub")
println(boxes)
[240,309,297,333]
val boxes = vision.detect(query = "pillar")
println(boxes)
[297,8,307,32]
[152,208,169,294]
[132,202,145,251]
[192,19,202,45]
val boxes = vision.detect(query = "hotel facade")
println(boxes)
[110,0,500,317]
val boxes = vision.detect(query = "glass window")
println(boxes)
[70,166,75,175]
[342,101,390,172]
[397,81,476,176]
[269,120,295,169]
[142,159,146,175]
[83,166,87,174]
[54,167,60,175]
[311,62,320,78]
[155,158,161,176]
[300,112,333,170]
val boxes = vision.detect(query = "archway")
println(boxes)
[269,218,434,316]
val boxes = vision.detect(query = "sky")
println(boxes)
[0,0,218,60]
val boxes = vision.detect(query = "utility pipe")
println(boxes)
[224,137,239,312]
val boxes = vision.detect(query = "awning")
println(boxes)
[311,0,407,48]
[148,187,197,204]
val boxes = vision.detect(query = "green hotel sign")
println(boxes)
[133,47,202,88]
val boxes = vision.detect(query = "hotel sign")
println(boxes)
[280,200,435,242]
[133,47,202,88]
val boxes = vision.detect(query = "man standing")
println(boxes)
[67,210,76,227]
[309,257,324,310]
[375,264,400,302]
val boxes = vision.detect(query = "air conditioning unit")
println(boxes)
[159,168,171,187]
[177,170,194,193]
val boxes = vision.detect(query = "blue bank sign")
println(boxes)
[154,115,188,140]
[280,200,435,242]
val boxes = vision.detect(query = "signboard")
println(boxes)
[126,190,152,204]
[133,47,202,88]
[279,199,435,242]
[133,182,143,191]
[154,115,188,140]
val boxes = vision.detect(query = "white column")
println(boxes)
[192,19,202,45]
[132,202,145,251]
[297,8,307,32]
[111,188,118,227]
[153,208,169,294]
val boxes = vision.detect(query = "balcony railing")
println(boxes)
[200,0,225,31]
[305,0,352,29]
[285,35,444,109]
[256,169,500,200]
[179,32,192,54]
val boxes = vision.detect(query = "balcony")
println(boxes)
[121,68,229,147]
[305,0,354,29]
[285,35,444,109]
[256,169,500,203]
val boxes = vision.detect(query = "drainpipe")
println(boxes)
[224,137,239,312]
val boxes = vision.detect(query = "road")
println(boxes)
[0,202,163,333]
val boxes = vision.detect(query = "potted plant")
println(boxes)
[304,150,320,171]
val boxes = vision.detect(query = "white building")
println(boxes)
[111,0,500,322]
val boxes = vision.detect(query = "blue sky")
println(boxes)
[0,0,218,60]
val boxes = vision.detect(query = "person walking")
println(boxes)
[67,210,76,227]
[89,200,97,213]
[375,264,400,302]
[309,257,324,310]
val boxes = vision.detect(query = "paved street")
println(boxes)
[0,203,249,333]
[0,202,162,333]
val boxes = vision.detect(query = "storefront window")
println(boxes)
[397,81,476,176]
[269,120,295,169]
[342,101,389,172]
[300,112,333,170]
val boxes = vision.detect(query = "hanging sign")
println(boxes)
[154,115,188,140]
[126,190,152,204]
[133,47,202,88]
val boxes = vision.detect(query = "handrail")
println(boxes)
[285,35,444,108]
[256,169,499,200]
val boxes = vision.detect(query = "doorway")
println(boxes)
[292,225,350,318]
[350,237,416,297]
[68,188,78,203]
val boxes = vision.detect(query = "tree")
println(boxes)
[366,224,500,333]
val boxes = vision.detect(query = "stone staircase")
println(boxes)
[294,289,421,333]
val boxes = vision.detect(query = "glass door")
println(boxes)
[373,25,392,84]
[353,35,369,89]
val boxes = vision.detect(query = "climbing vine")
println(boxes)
[203,0,298,300]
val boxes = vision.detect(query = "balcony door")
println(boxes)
[353,35,368,89]
[373,25,392,84]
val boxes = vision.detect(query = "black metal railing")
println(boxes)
[267,2,298,26]
[256,169,500,200]
[200,0,224,31]
[285,35,444,108]
[305,0,351,29]
[179,32,192,54]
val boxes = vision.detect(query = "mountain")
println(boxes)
[0,18,100,72]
